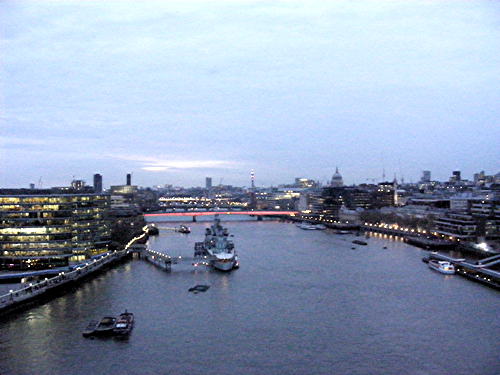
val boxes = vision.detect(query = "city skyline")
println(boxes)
[6,166,498,191]
[1,1,500,188]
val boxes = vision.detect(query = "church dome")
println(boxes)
[330,167,343,187]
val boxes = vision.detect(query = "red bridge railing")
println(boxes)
[144,210,298,217]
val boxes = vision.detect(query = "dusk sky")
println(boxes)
[1,0,499,188]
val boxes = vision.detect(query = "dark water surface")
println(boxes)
[1,220,498,375]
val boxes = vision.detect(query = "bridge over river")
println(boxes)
[144,210,298,220]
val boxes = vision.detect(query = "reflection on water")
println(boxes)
[366,231,406,242]
[0,220,499,375]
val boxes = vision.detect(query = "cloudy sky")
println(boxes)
[1,0,499,188]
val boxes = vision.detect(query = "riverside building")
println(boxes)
[433,212,477,241]
[0,189,111,270]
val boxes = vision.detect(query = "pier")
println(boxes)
[144,249,173,271]
[475,253,500,267]
[135,246,216,272]
[428,253,500,290]
[129,241,222,272]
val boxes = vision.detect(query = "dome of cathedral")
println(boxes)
[330,167,343,187]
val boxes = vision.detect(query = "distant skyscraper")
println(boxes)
[29,183,35,189]
[93,174,103,193]
[452,170,461,181]
[126,173,131,186]
[249,169,256,208]
[206,177,212,189]
[421,170,431,183]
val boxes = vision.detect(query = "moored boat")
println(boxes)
[195,216,238,271]
[113,310,134,336]
[352,240,368,246]
[94,316,116,336]
[335,230,351,234]
[298,223,326,230]
[188,284,210,293]
[177,225,191,234]
[428,260,455,275]
[82,320,99,337]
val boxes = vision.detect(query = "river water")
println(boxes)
[1,218,498,375]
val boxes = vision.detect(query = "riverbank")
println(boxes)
[0,226,151,317]
[294,217,499,258]
[0,250,131,316]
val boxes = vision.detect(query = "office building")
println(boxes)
[434,212,477,240]
[373,181,397,207]
[0,189,111,270]
[93,174,103,193]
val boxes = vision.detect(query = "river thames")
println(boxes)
[1,217,498,375]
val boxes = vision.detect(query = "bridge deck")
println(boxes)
[477,253,500,265]
[144,210,297,217]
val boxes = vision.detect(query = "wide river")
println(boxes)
[1,217,498,375]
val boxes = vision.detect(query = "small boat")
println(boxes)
[113,310,134,336]
[352,240,368,246]
[177,225,191,234]
[94,316,116,336]
[336,230,351,234]
[189,284,210,293]
[428,260,455,275]
[82,320,99,337]
[298,223,326,230]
